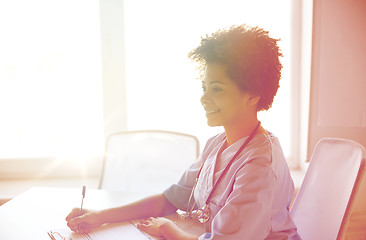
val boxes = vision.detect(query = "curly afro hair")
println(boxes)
[188,25,283,111]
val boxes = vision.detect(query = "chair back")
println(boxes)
[290,138,366,240]
[99,130,199,196]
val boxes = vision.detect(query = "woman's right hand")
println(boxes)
[65,208,103,234]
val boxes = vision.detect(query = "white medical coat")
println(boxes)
[164,132,301,239]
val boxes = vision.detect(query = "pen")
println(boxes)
[78,185,86,233]
[80,185,86,213]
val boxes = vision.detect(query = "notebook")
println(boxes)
[47,221,162,240]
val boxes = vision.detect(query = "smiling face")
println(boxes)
[200,64,259,129]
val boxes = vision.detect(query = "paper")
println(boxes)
[48,221,161,240]
[48,213,204,240]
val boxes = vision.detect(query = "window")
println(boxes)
[0,0,104,177]
[0,0,304,179]
[124,0,292,158]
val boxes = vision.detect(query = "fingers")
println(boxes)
[66,210,102,234]
[67,215,91,233]
[65,208,84,221]
[65,208,77,221]
[67,216,82,232]
[137,217,164,230]
[66,208,88,233]
[137,221,151,234]
[138,217,154,225]
[137,217,153,229]
[75,223,92,234]
[136,217,167,238]
[142,217,155,222]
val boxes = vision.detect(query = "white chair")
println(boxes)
[99,130,200,196]
[290,138,366,240]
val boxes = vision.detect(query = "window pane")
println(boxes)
[0,0,104,158]
[124,0,291,156]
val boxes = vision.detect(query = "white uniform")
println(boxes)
[164,132,301,240]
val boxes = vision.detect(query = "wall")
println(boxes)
[100,0,128,141]
[308,0,366,159]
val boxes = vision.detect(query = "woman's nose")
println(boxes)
[200,92,208,106]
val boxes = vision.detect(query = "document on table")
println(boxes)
[48,221,162,240]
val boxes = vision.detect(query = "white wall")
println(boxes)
[308,0,366,159]
[100,0,128,141]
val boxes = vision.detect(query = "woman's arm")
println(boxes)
[100,193,177,223]
[66,193,177,233]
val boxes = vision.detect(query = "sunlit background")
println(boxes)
[0,0,292,178]
[124,0,291,155]
[0,0,104,159]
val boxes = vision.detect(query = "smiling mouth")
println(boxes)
[206,109,221,114]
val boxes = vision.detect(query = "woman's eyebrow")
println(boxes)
[202,80,227,86]
[208,80,226,85]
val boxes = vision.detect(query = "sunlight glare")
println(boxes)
[124,0,291,156]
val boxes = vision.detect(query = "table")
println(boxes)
[0,187,203,240]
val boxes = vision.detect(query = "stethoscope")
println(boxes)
[181,122,261,223]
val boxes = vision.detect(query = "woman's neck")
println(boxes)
[224,118,260,146]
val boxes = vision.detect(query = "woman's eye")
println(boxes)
[213,87,222,92]
[202,85,222,93]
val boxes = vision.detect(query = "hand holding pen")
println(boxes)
[65,186,104,234]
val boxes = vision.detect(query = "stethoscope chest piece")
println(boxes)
[196,204,211,223]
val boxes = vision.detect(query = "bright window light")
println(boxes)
[124,0,291,156]
[0,0,292,165]
[0,0,104,159]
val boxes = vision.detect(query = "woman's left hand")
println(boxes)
[137,217,176,238]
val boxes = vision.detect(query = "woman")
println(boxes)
[66,25,300,239]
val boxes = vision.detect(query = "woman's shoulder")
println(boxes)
[243,132,283,166]
[249,132,277,150]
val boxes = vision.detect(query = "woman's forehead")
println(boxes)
[203,64,232,84]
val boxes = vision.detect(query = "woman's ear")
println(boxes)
[248,95,261,106]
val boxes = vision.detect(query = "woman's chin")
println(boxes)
[206,120,221,127]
